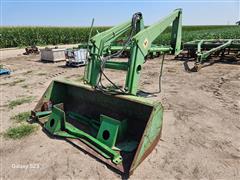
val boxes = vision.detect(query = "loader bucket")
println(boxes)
[32,80,163,175]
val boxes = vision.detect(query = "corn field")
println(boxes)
[0,26,109,48]
[0,25,239,48]
[156,26,240,45]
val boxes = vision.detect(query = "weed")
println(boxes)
[8,96,34,109]
[38,72,47,76]
[24,70,33,75]
[9,79,25,86]
[3,124,37,139]
[11,111,30,123]
[21,84,29,88]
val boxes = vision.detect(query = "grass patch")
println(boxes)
[0,79,25,86]
[11,111,30,123]
[38,72,47,76]
[9,79,25,86]
[8,96,34,109]
[21,84,29,88]
[3,124,37,140]
[23,70,33,75]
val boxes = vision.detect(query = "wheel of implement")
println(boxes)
[183,61,202,72]
[190,63,202,72]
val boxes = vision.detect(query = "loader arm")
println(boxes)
[91,21,132,55]
[32,9,181,175]
[126,9,182,94]
[133,8,182,57]
[84,13,144,85]
[84,9,182,95]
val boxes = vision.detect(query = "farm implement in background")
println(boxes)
[23,45,40,55]
[105,44,172,59]
[31,9,182,176]
[182,39,240,72]
[65,48,88,67]
[65,17,173,68]
[0,64,11,75]
[65,19,95,67]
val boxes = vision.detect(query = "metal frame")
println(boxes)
[84,9,182,95]
[183,39,240,71]
[32,79,164,175]
[0,68,11,75]
[31,10,182,175]
[184,39,240,63]
[105,44,172,58]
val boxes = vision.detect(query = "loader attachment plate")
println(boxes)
[32,80,163,175]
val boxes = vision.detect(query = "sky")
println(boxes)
[1,0,240,26]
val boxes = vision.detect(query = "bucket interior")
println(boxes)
[40,81,155,172]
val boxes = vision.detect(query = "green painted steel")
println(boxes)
[33,80,163,174]
[84,19,142,86]
[97,115,126,148]
[133,9,182,57]
[84,9,182,95]
[197,40,232,62]
[184,39,240,63]
[32,9,180,174]
[35,111,52,118]
[107,45,172,55]
[149,46,173,53]
[67,111,100,132]
[44,103,123,164]
[44,103,66,134]
[104,61,128,71]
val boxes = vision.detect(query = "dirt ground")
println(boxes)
[0,47,240,180]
